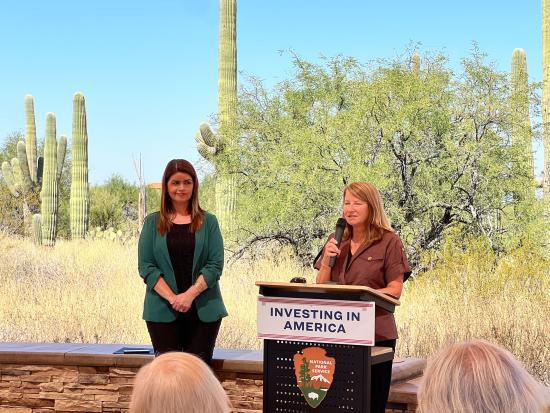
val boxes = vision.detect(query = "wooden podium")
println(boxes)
[256,281,399,413]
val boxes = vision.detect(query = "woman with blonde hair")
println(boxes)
[315,181,411,413]
[418,339,550,413]
[129,352,231,413]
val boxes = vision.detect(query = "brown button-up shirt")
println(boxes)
[315,230,411,341]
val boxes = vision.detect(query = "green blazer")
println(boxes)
[138,211,228,323]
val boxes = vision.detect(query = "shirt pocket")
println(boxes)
[352,253,385,287]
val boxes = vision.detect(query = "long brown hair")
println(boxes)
[158,159,204,235]
[342,182,393,244]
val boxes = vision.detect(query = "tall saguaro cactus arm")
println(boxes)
[11,158,24,194]
[511,48,534,182]
[218,0,238,130]
[70,92,90,239]
[25,95,38,183]
[17,141,34,194]
[41,113,59,246]
[2,161,19,197]
[57,135,67,181]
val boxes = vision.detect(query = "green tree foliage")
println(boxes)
[90,174,137,231]
[233,50,544,265]
[89,174,160,232]
[0,131,22,165]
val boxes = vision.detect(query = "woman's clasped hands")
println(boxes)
[170,288,199,313]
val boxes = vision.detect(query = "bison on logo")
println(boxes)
[293,347,335,408]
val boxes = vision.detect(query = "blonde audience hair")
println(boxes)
[129,352,231,413]
[418,339,549,413]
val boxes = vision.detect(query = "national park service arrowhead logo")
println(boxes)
[293,347,335,408]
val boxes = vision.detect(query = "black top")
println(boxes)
[166,223,195,293]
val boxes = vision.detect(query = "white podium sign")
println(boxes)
[257,296,375,346]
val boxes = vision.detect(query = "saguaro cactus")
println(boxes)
[543,0,550,195]
[511,48,534,187]
[195,0,237,235]
[41,113,61,246]
[70,92,90,239]
[1,95,67,244]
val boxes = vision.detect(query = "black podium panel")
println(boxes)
[263,339,372,412]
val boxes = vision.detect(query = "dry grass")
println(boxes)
[398,237,550,384]
[0,231,548,384]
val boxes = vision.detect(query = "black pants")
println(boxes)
[146,304,221,365]
[371,339,396,413]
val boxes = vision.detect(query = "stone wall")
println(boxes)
[0,364,136,412]
[0,344,423,413]
[0,364,267,413]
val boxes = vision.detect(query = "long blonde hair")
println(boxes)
[129,352,231,413]
[418,339,549,413]
[342,182,393,243]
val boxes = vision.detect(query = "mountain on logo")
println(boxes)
[293,347,336,408]
[311,374,330,384]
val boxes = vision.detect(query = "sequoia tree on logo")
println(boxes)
[293,347,335,408]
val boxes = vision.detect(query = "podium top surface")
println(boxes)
[255,281,400,306]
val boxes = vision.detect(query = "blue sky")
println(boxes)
[0,0,543,185]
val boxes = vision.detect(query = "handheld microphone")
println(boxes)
[329,218,347,268]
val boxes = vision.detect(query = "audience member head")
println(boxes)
[129,352,231,413]
[418,339,549,413]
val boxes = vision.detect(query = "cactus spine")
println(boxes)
[195,0,237,235]
[70,92,90,239]
[40,113,60,246]
[544,0,550,195]
[511,48,534,189]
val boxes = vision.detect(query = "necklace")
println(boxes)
[350,237,366,254]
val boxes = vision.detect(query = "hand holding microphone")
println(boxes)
[326,218,347,268]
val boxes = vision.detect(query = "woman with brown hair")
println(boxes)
[315,181,411,413]
[138,159,226,364]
